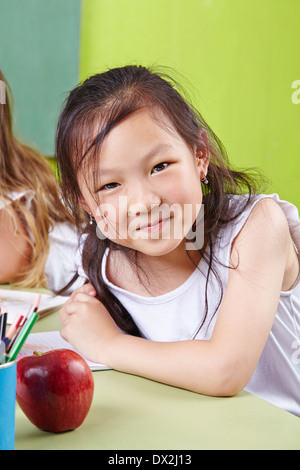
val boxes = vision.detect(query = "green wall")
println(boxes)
[80,0,300,209]
[0,0,299,208]
[0,0,81,156]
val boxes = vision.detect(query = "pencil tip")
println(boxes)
[34,294,41,309]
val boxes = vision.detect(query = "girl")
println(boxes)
[0,70,85,292]
[57,65,300,417]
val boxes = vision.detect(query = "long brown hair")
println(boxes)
[0,70,75,288]
[56,65,264,335]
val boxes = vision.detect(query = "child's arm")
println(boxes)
[60,198,292,396]
[0,208,32,284]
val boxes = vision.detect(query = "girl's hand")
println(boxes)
[60,283,121,365]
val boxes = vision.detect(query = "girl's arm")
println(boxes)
[60,199,292,396]
[0,208,32,284]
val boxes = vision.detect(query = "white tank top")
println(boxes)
[101,194,300,417]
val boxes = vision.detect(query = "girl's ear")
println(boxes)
[78,196,90,213]
[195,128,210,175]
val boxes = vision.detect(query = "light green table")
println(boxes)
[12,307,299,450]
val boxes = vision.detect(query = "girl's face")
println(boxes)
[79,108,209,259]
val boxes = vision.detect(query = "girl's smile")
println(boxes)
[136,214,171,234]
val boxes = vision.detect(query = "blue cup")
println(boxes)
[0,360,16,450]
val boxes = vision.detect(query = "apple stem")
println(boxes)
[33,351,43,356]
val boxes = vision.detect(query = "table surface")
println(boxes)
[6,292,300,450]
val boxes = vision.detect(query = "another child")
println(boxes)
[0,70,85,293]
[57,65,300,416]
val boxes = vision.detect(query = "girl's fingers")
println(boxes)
[69,283,97,302]
[70,292,98,305]
[81,282,97,296]
[60,292,100,323]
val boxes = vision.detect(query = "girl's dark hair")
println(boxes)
[56,65,264,336]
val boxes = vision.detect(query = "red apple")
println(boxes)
[16,349,94,433]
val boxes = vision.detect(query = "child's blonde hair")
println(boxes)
[0,70,75,288]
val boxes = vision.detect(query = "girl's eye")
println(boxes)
[151,162,169,174]
[100,182,119,191]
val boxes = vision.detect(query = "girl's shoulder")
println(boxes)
[229,194,300,292]
[231,195,292,249]
[213,193,300,275]
[235,195,291,231]
[222,193,299,245]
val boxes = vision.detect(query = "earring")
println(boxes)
[89,211,94,225]
[197,152,208,184]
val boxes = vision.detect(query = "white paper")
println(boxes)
[18,330,110,371]
[0,289,69,323]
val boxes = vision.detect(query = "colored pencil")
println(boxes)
[0,339,6,362]
[0,306,8,340]
[6,294,40,353]
[23,294,41,322]
[2,314,24,349]
[5,311,39,363]
[0,313,24,363]
[5,313,24,338]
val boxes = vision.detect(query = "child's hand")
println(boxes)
[59,283,121,365]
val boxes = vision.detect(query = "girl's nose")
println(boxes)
[128,183,161,216]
